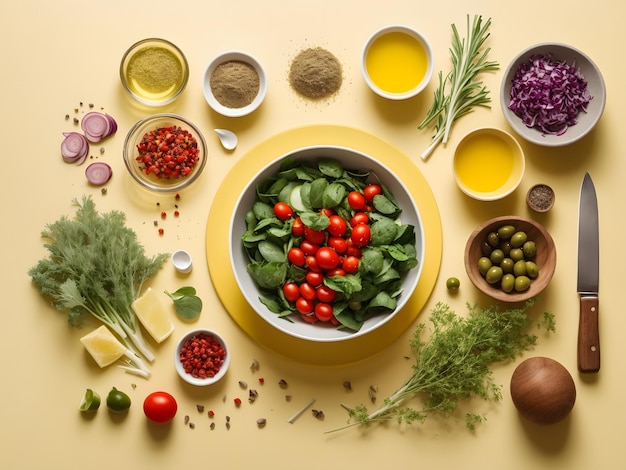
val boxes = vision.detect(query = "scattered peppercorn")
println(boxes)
[343,381,352,390]
[208,410,215,418]
[158,228,164,235]
[184,415,190,425]
[174,210,180,217]
[175,193,181,200]
[210,422,215,430]
[258,377,265,384]
[101,187,107,195]
[89,103,94,108]
[279,379,288,388]
[369,385,378,403]
[234,398,242,406]
[73,118,79,124]
[285,395,292,401]
[248,389,258,403]
[189,422,195,429]
[256,418,267,427]
[161,211,167,218]
[65,114,70,120]
[196,404,204,412]
[238,380,248,389]
[250,359,260,372]
[312,409,325,419]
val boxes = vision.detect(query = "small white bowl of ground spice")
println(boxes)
[202,51,267,118]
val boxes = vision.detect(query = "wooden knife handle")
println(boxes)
[578,296,600,373]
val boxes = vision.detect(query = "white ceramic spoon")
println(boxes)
[214,128,238,151]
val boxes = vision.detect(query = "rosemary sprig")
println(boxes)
[330,299,555,432]
[419,15,499,160]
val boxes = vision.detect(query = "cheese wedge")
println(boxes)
[131,287,174,343]
[80,325,126,368]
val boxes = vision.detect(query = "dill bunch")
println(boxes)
[419,15,499,160]
[335,299,555,431]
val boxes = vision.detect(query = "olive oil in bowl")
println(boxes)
[453,128,525,201]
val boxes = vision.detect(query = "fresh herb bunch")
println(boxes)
[28,195,169,375]
[335,299,555,431]
[419,15,499,160]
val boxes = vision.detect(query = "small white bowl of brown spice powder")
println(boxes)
[203,51,267,117]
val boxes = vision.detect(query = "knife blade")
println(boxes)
[577,172,600,373]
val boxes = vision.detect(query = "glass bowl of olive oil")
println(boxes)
[120,38,189,107]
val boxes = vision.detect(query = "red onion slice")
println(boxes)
[104,113,118,135]
[85,162,112,185]
[61,132,89,162]
[81,112,111,142]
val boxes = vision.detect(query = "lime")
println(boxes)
[106,387,131,413]
[79,389,101,413]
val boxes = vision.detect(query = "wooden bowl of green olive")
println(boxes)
[464,216,556,302]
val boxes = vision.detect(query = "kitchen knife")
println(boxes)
[577,172,600,373]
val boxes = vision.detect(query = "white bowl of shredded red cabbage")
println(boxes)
[123,113,207,192]
[501,43,606,146]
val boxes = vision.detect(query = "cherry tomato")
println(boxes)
[345,240,362,258]
[342,255,360,274]
[299,282,317,300]
[304,226,326,244]
[326,267,346,277]
[319,208,334,217]
[282,282,300,302]
[314,302,334,322]
[274,202,294,221]
[350,212,369,227]
[316,285,337,303]
[305,255,321,272]
[315,247,341,270]
[350,224,371,247]
[306,271,324,287]
[143,391,177,424]
[287,247,305,266]
[327,215,347,237]
[363,184,382,202]
[300,240,319,256]
[347,191,366,210]
[300,312,317,323]
[296,297,314,314]
[328,236,348,253]
[291,217,304,236]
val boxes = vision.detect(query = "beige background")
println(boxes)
[2,0,623,469]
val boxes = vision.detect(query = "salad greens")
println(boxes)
[241,157,418,331]
[28,195,169,370]
[165,286,203,320]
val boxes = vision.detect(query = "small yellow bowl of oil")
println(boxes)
[453,128,525,201]
[362,25,434,100]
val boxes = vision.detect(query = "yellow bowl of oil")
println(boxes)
[120,38,189,107]
[453,128,525,201]
[362,25,434,100]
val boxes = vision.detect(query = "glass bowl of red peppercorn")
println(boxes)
[123,113,207,193]
[174,328,230,386]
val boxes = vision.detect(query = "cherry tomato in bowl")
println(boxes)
[143,391,178,424]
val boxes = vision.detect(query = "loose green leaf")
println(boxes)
[164,287,203,320]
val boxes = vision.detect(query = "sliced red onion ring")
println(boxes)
[105,113,118,135]
[61,132,89,163]
[85,162,112,185]
[81,112,111,142]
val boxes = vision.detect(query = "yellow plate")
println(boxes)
[206,125,442,365]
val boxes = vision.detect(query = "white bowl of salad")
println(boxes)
[229,146,424,342]
[501,42,606,147]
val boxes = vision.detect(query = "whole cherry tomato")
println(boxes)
[327,236,348,253]
[350,212,369,227]
[342,255,360,274]
[314,302,334,322]
[306,271,324,287]
[305,255,321,272]
[288,247,305,266]
[296,297,314,314]
[327,215,347,237]
[274,202,294,221]
[143,391,178,424]
[300,240,319,256]
[363,184,382,203]
[315,247,341,270]
[316,285,337,303]
[282,282,300,302]
[304,226,326,244]
[347,191,366,210]
[350,224,371,247]
[291,217,304,236]
[299,282,317,300]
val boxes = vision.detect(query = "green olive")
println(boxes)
[510,248,524,262]
[513,260,528,277]
[500,240,512,256]
[486,232,500,248]
[478,257,493,276]
[510,231,528,248]
[500,257,515,274]
[514,275,531,292]
[497,225,516,240]
[480,241,493,256]
[489,249,505,265]
[525,261,539,278]
[522,241,537,258]
[501,274,516,293]
[106,387,131,413]
[446,277,461,291]
[485,266,504,284]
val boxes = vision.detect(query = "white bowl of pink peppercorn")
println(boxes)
[174,328,230,386]
[123,113,207,193]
